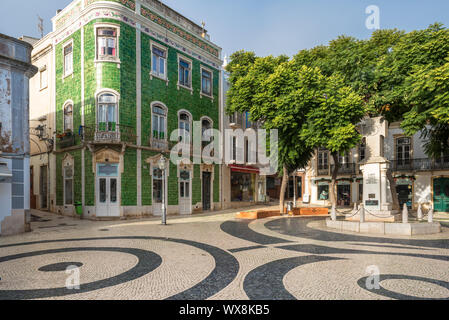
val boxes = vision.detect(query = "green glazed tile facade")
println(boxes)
[54,12,221,217]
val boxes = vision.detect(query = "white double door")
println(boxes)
[96,164,120,217]
[179,170,192,215]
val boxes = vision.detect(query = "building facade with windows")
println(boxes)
[0,33,37,235]
[303,119,449,213]
[29,0,222,219]
[221,71,269,209]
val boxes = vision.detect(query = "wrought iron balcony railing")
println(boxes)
[80,124,136,144]
[390,157,449,172]
[331,163,357,175]
[318,163,357,176]
[56,132,76,149]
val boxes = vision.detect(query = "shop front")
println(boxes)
[229,165,259,203]
[337,180,351,207]
[395,177,414,209]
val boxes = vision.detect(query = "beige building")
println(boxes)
[220,71,268,209]
[28,35,56,213]
[303,118,449,213]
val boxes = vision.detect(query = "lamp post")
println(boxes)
[158,156,167,225]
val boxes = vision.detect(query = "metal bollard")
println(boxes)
[417,203,423,220]
[331,205,337,221]
[402,203,409,224]
[428,207,434,223]
[360,204,365,223]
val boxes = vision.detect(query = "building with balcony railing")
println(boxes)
[29,0,223,219]
[303,119,449,212]
[221,71,269,209]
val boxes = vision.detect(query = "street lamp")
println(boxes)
[158,155,167,225]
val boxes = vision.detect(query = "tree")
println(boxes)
[300,73,366,208]
[401,60,449,158]
[226,53,316,213]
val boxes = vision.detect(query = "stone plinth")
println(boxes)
[327,219,441,236]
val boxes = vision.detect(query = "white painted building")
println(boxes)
[0,33,38,236]
[303,118,449,213]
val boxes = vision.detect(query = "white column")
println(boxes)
[380,163,391,211]
[136,22,142,208]
[81,25,86,208]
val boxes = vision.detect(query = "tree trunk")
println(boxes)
[330,153,339,208]
[386,169,400,211]
[279,165,289,214]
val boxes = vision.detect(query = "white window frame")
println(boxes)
[63,164,74,206]
[177,54,193,92]
[95,89,120,132]
[178,110,193,144]
[63,40,74,78]
[94,23,121,64]
[63,100,74,132]
[317,149,329,170]
[150,41,168,81]
[179,170,191,199]
[200,66,213,98]
[39,66,48,90]
[151,102,168,142]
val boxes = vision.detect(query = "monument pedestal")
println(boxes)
[352,158,398,222]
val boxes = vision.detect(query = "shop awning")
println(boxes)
[0,165,12,177]
[229,165,260,174]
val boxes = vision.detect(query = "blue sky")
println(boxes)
[1,0,449,57]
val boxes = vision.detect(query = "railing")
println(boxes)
[56,132,76,149]
[81,124,136,144]
[317,166,330,176]
[229,113,244,128]
[148,137,169,151]
[390,157,449,172]
[332,163,357,175]
[318,163,357,176]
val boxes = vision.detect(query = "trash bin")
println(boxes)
[75,201,83,216]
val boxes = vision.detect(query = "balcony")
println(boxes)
[317,166,330,176]
[81,124,136,144]
[318,163,357,176]
[390,158,449,172]
[148,138,169,151]
[332,163,357,175]
[56,132,76,149]
[229,113,243,129]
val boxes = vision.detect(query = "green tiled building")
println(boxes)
[30,0,223,219]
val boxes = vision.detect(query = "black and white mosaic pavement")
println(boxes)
[0,210,448,300]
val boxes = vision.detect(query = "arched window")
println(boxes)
[63,103,73,132]
[179,112,191,143]
[97,93,117,132]
[202,118,212,141]
[152,105,167,140]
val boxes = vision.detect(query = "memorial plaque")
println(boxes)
[369,194,376,199]
[365,200,379,206]
[367,174,377,185]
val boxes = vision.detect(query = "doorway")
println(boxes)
[152,167,165,216]
[202,172,212,211]
[30,166,36,210]
[40,165,48,209]
[337,184,351,206]
[434,178,449,213]
[96,163,120,217]
[179,170,192,215]
[397,183,413,209]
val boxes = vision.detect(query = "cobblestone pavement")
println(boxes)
[0,208,448,300]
